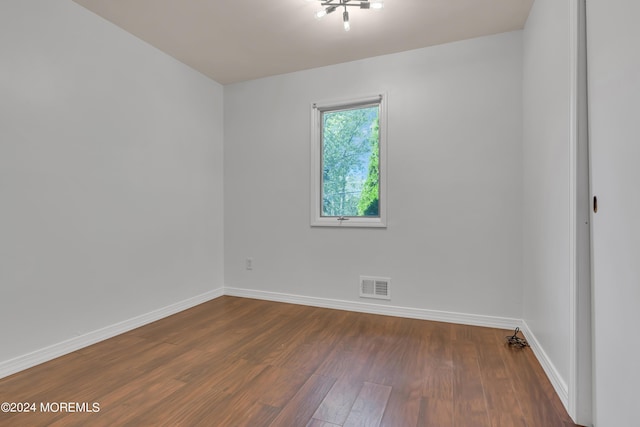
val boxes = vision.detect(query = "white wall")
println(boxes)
[521,0,572,396]
[587,1,640,425]
[0,0,224,364]
[224,32,523,318]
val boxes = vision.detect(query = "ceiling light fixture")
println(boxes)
[312,0,384,31]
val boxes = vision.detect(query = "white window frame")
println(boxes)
[310,93,387,228]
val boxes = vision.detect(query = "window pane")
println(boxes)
[321,105,380,217]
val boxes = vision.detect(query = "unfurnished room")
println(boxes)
[1,0,638,426]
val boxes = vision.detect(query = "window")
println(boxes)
[310,94,387,227]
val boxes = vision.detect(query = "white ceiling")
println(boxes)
[73,0,534,85]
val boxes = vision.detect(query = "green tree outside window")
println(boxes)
[321,106,380,217]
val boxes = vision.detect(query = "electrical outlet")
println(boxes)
[245,257,253,270]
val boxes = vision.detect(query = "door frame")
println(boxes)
[568,0,592,424]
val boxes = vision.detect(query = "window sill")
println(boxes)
[311,216,387,228]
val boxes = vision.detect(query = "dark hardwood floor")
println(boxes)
[0,296,579,426]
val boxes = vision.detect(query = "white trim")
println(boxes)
[569,1,595,425]
[313,94,384,112]
[521,320,569,408]
[0,284,571,420]
[568,0,579,421]
[0,288,224,380]
[310,93,388,228]
[570,1,594,424]
[224,286,521,330]
[225,286,572,411]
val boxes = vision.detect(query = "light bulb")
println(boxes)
[343,11,350,31]
[370,1,384,9]
[315,5,336,19]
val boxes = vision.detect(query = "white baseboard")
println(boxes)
[224,286,522,330]
[227,287,570,415]
[0,288,224,380]
[0,283,568,420]
[520,320,569,408]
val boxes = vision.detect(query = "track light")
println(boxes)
[315,5,337,19]
[312,0,383,30]
[358,1,384,9]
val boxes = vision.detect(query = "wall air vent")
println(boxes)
[360,276,391,300]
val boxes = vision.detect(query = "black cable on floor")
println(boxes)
[506,327,529,348]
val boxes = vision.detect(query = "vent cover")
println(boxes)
[360,276,391,300]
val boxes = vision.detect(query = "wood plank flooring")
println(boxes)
[0,296,580,426]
